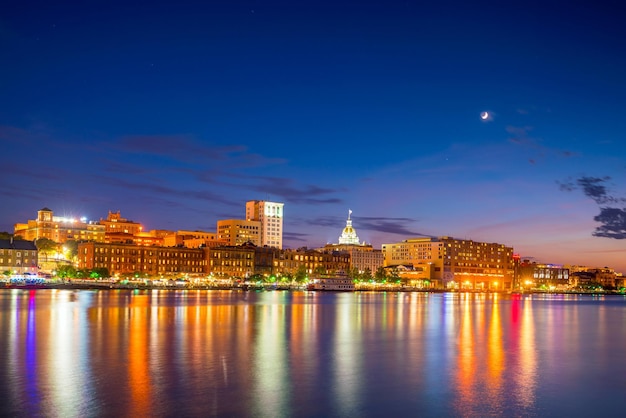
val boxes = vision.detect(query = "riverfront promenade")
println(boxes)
[2,279,620,295]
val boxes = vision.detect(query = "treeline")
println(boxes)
[56,265,110,279]
[245,266,402,284]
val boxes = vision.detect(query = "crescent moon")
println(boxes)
[480,111,489,120]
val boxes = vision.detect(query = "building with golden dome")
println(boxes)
[338,209,361,245]
[322,210,383,274]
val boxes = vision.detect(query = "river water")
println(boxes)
[1,289,625,417]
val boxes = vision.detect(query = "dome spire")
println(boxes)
[338,209,361,245]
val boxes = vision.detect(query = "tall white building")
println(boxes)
[245,200,284,249]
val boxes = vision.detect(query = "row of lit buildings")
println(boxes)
[5,205,624,290]
[13,201,284,249]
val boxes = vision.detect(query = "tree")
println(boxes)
[348,267,361,282]
[313,265,327,275]
[374,266,387,283]
[64,240,79,260]
[388,267,401,284]
[295,265,308,283]
[56,265,77,279]
[75,269,90,279]
[35,238,59,262]
[90,268,110,279]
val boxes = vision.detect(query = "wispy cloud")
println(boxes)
[559,175,626,239]
[355,216,431,236]
[93,175,238,207]
[241,176,344,205]
[0,125,34,144]
[109,134,286,168]
[305,215,428,237]
[282,231,310,244]
[507,125,576,162]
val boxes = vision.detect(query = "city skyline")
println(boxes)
[2,1,625,273]
[6,204,624,276]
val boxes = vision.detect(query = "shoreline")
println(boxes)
[1,282,623,296]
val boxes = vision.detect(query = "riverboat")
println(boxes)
[307,271,355,291]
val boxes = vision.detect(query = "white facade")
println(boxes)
[246,200,284,249]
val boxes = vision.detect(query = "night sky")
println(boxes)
[2,1,625,272]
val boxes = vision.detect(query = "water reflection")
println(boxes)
[332,294,361,417]
[515,297,537,410]
[252,293,290,417]
[1,290,626,417]
[486,294,504,411]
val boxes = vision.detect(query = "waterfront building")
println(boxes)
[321,210,383,274]
[440,236,514,290]
[14,207,105,244]
[274,248,350,276]
[381,237,445,287]
[251,244,279,277]
[382,236,514,290]
[0,238,38,275]
[568,266,618,289]
[246,200,284,249]
[216,219,261,246]
[78,242,204,276]
[386,263,440,288]
[204,244,255,279]
[344,248,383,275]
[593,268,619,288]
[517,260,570,290]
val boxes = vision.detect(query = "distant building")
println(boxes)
[216,219,261,246]
[100,211,143,243]
[14,207,105,244]
[163,230,226,248]
[131,231,166,246]
[246,200,284,249]
[0,238,38,275]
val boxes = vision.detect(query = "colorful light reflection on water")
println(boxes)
[1,290,626,417]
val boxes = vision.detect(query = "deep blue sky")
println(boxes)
[2,0,625,272]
